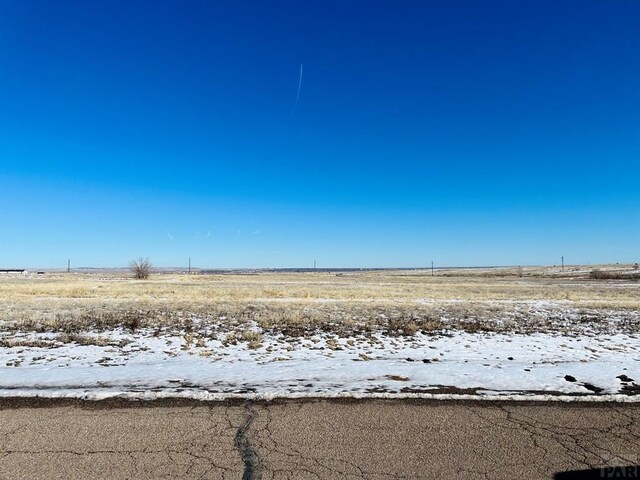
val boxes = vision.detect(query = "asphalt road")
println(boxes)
[0,398,639,479]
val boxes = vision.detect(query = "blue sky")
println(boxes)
[1,0,638,268]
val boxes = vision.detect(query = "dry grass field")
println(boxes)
[1,265,639,398]
[1,265,639,340]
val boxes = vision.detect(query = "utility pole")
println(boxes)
[188,257,191,275]
[561,256,564,273]
[67,259,70,273]
[431,260,434,277]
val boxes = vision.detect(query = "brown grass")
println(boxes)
[0,338,54,348]
[0,333,129,348]
[0,267,638,337]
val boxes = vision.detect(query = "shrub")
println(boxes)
[590,269,640,280]
[590,269,607,279]
[130,257,152,279]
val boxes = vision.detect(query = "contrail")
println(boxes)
[295,64,303,104]
[290,63,303,118]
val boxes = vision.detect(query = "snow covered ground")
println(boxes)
[1,326,638,401]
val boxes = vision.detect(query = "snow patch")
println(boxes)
[1,328,638,401]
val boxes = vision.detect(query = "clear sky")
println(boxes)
[1,0,638,269]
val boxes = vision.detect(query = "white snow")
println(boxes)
[1,328,638,401]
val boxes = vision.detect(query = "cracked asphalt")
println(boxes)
[0,399,639,479]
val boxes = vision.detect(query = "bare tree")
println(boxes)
[130,257,152,279]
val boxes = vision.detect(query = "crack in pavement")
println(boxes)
[253,404,407,479]
[235,401,263,480]
[0,405,243,479]
[464,403,640,478]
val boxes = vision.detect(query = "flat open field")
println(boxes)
[1,265,640,336]
[1,265,639,399]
